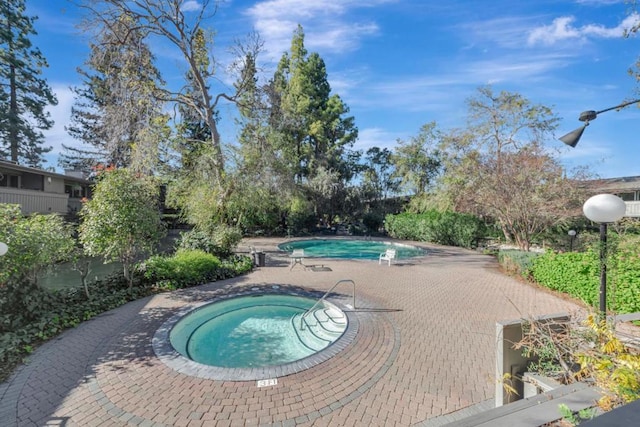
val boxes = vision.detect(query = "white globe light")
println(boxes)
[0,242,7,256]
[583,194,627,223]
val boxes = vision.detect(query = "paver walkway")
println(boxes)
[0,238,584,426]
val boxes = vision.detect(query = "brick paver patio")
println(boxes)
[0,238,584,426]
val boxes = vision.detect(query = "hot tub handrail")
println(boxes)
[300,279,355,330]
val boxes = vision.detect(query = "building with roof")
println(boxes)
[0,160,92,215]
[591,176,640,217]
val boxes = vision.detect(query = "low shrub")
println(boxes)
[141,250,255,290]
[497,250,541,279]
[177,226,243,257]
[384,210,486,248]
[142,249,222,289]
[0,281,58,333]
[608,241,640,314]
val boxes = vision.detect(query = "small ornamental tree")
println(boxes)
[79,168,165,286]
[0,204,75,286]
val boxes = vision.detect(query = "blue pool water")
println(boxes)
[278,239,425,260]
[169,294,347,368]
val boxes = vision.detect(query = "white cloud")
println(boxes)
[528,17,581,45]
[243,0,392,61]
[469,53,573,84]
[528,14,639,46]
[180,1,202,12]
[457,16,542,50]
[352,51,573,117]
[42,84,76,160]
[246,0,346,19]
[354,127,401,151]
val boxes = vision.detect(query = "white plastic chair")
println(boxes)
[290,249,305,270]
[379,248,396,266]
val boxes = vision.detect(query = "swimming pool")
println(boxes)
[278,239,425,260]
[154,293,356,380]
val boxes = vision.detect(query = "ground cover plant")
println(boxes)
[530,238,640,315]
[0,250,253,383]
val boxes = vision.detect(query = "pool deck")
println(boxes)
[1,237,587,426]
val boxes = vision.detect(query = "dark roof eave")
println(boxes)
[0,160,92,184]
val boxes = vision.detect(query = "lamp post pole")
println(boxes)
[583,194,626,316]
[598,223,608,315]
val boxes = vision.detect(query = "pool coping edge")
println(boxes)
[152,288,359,382]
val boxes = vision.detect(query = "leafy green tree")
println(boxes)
[61,12,166,174]
[0,0,57,166]
[79,168,165,286]
[392,122,442,196]
[235,52,286,180]
[0,204,75,286]
[362,147,398,204]
[439,86,589,251]
[228,51,296,233]
[76,1,264,238]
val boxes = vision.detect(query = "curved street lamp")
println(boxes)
[583,194,626,316]
[559,98,640,147]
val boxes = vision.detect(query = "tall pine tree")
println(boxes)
[60,12,166,175]
[268,25,358,222]
[0,0,57,167]
[270,25,358,183]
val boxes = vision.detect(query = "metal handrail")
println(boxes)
[300,279,355,330]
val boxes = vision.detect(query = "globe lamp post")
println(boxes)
[582,194,626,316]
[0,242,7,257]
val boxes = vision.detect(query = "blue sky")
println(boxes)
[25,0,640,178]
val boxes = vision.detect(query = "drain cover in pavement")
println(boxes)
[308,265,332,271]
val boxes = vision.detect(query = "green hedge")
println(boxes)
[531,248,640,314]
[384,210,486,248]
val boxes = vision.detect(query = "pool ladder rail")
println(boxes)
[300,279,355,331]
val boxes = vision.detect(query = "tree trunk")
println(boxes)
[123,261,132,288]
